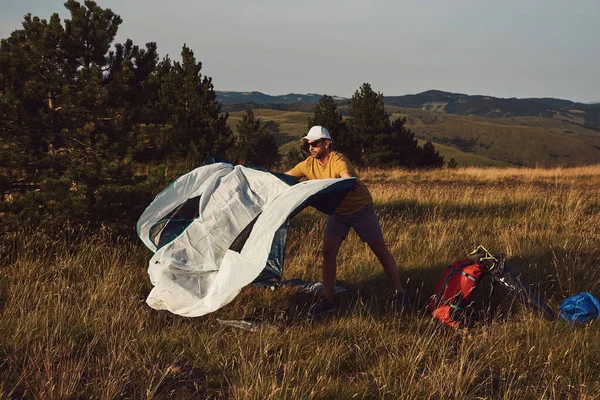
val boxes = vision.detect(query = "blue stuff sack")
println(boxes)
[559,292,600,323]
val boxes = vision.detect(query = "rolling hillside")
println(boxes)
[227,108,600,168]
[390,107,600,167]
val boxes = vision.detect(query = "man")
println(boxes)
[285,125,411,316]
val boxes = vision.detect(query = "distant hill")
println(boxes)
[384,90,600,130]
[217,90,600,130]
[216,91,344,105]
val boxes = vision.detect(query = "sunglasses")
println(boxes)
[308,140,326,148]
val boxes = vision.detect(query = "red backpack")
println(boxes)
[430,247,556,327]
[429,259,490,327]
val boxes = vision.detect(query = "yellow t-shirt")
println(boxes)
[287,151,373,215]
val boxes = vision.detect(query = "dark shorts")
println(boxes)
[324,204,384,243]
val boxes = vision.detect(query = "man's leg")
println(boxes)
[367,238,406,293]
[322,235,345,302]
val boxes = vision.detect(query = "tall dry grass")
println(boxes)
[1,165,600,398]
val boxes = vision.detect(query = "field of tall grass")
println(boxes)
[2,165,600,398]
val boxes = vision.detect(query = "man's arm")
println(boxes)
[333,154,354,179]
[285,161,306,178]
[339,170,360,192]
[285,170,303,178]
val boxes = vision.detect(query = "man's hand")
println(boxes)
[340,171,359,192]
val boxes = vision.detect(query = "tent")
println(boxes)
[137,160,355,317]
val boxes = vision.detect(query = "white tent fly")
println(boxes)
[137,159,355,317]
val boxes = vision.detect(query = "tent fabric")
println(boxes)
[559,292,600,323]
[137,162,355,317]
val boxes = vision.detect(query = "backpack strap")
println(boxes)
[460,270,478,282]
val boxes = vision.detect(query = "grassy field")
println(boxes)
[2,164,600,398]
[228,107,600,168]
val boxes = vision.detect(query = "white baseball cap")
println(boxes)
[301,126,332,143]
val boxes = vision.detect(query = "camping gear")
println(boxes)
[492,264,556,321]
[429,258,490,327]
[559,292,600,323]
[137,160,355,317]
[430,245,556,327]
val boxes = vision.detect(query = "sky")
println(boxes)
[1,0,599,103]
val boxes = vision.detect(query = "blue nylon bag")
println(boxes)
[559,292,600,322]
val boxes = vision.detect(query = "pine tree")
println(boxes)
[0,1,233,232]
[50,1,153,224]
[308,95,358,163]
[345,83,444,169]
[232,109,280,169]
[0,12,67,189]
[0,2,132,228]
[385,117,419,167]
[308,95,344,133]
[347,83,418,166]
[147,45,233,172]
[417,140,445,169]
[347,83,388,166]
[447,157,458,169]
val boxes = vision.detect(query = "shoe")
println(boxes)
[394,290,412,313]
[311,298,338,317]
